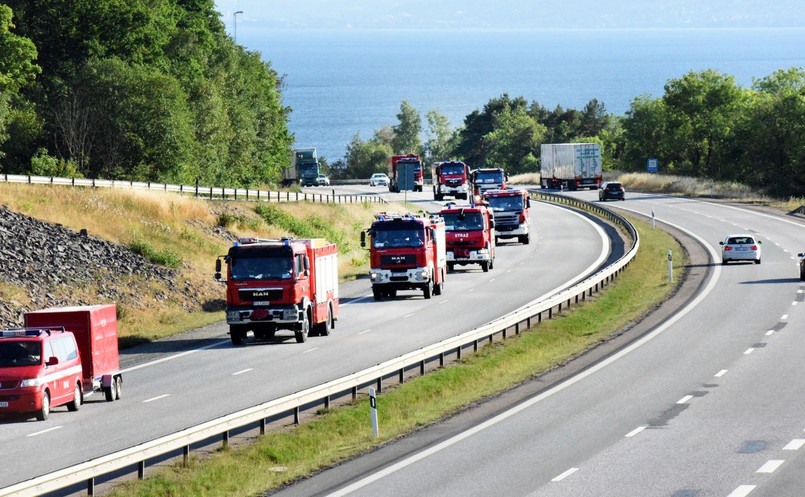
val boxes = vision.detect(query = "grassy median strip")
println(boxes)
[107,215,686,497]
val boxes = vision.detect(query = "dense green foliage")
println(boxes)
[0,1,292,186]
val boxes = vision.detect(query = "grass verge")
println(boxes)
[107,215,687,497]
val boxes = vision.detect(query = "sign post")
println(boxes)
[369,387,379,438]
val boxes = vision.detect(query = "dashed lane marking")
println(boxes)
[677,395,693,404]
[783,439,805,451]
[757,460,784,473]
[143,394,171,403]
[715,370,728,377]
[551,468,579,482]
[27,426,63,437]
[727,485,756,497]
[232,368,253,375]
[625,426,646,438]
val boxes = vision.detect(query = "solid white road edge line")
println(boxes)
[27,426,63,437]
[325,212,722,497]
[551,467,579,482]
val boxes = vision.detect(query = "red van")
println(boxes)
[0,328,84,420]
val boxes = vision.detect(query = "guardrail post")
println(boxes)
[439,352,444,367]
[87,478,95,496]
[325,395,330,409]
[294,407,300,424]
[420,360,425,376]
[399,368,404,384]
[223,430,229,448]
[456,345,462,360]
[138,461,145,479]
[376,377,382,394]
[502,328,507,339]
[28,174,31,183]
[296,192,299,201]
[183,445,190,465]
[548,308,553,319]
[234,188,238,200]
[474,339,478,352]
[209,187,213,199]
[352,386,358,400]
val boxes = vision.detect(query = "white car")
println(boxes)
[369,173,390,187]
[720,233,761,264]
[315,174,330,186]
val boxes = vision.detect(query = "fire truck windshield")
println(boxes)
[372,229,424,248]
[475,171,503,184]
[442,212,484,231]
[486,195,523,211]
[440,164,464,176]
[230,257,293,280]
[0,341,42,367]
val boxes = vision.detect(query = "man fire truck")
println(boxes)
[216,237,339,345]
[361,212,446,300]
[432,160,470,200]
[439,203,496,272]
[483,189,532,244]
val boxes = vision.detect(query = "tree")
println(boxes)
[455,94,528,167]
[482,104,544,174]
[344,133,393,179]
[423,109,456,163]
[391,100,422,155]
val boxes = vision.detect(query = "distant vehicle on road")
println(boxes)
[720,234,761,264]
[315,174,330,186]
[598,181,626,201]
[369,173,390,187]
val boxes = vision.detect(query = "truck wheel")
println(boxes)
[318,305,333,337]
[105,376,118,402]
[520,234,530,245]
[433,278,443,296]
[489,258,495,270]
[423,281,432,299]
[295,311,310,343]
[67,383,82,411]
[114,376,122,400]
[372,287,382,301]
[36,392,50,421]
[482,261,489,272]
[447,262,455,272]
[230,325,247,346]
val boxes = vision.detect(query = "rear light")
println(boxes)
[724,246,733,251]
[751,245,758,250]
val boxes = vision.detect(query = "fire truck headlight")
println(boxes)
[227,311,240,321]
[419,269,430,280]
[370,272,378,281]
[21,378,42,388]
[478,248,488,255]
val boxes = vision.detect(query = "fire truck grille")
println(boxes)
[238,288,283,302]
[494,212,519,226]
[0,381,20,390]
[381,254,416,267]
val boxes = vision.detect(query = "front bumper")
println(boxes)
[226,305,302,325]
[370,267,431,285]
[447,248,491,262]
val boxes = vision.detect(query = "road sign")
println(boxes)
[647,158,659,173]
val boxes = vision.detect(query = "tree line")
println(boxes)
[343,68,805,197]
[0,1,292,187]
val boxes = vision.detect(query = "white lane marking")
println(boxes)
[324,203,658,497]
[122,339,226,374]
[143,394,171,403]
[744,348,755,355]
[303,347,319,354]
[27,426,63,437]
[727,485,756,497]
[342,295,374,306]
[551,467,579,482]
[403,313,414,318]
[766,330,775,336]
[467,288,475,292]
[793,301,798,306]
[757,460,784,473]
[677,395,693,404]
[782,314,789,320]
[232,368,253,376]
[715,369,728,377]
[799,290,804,294]
[358,329,371,335]
[625,426,646,438]
[783,439,805,450]
[439,300,448,304]
[489,278,496,282]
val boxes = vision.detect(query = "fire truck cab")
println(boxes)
[483,189,532,245]
[440,203,496,272]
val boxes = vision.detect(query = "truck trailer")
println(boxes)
[540,143,602,190]
[216,237,339,344]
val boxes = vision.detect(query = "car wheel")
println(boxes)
[722,259,728,265]
[36,392,50,421]
[67,382,82,411]
[755,258,761,264]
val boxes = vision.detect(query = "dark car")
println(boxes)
[599,182,625,201]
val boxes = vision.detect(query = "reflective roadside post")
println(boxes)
[652,209,656,229]
[369,387,379,437]
[668,250,673,283]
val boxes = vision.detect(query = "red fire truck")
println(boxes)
[216,237,339,345]
[0,305,122,420]
[388,154,424,192]
[432,161,470,201]
[470,167,508,202]
[439,203,496,272]
[483,189,532,245]
[361,212,447,300]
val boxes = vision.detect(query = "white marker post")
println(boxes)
[369,387,379,438]
[651,209,656,230]
[668,250,673,283]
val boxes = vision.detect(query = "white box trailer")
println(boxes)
[540,143,602,190]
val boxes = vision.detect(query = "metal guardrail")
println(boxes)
[0,174,386,205]
[0,192,638,497]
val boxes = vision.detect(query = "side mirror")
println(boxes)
[46,356,59,366]
[719,241,724,245]
[360,231,366,248]
[489,219,495,229]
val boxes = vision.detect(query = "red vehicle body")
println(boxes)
[217,237,339,345]
[0,305,122,421]
[439,204,496,272]
[483,189,532,245]
[388,154,424,192]
[470,167,508,203]
[432,161,470,201]
[362,212,447,300]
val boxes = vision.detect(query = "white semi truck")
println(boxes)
[540,143,602,190]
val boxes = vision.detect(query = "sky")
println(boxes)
[214,1,805,32]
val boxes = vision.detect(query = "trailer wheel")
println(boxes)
[295,310,310,343]
[114,376,122,400]
[36,392,50,421]
[67,382,82,411]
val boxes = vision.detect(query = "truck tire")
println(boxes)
[295,310,310,343]
[67,382,82,411]
[114,376,122,400]
[520,234,530,245]
[447,262,455,272]
[423,281,432,299]
[230,325,247,346]
[36,392,50,421]
[105,377,118,402]
[433,276,443,296]
[317,305,333,337]
[482,261,489,272]
[372,287,382,301]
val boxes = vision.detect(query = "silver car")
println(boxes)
[720,234,761,264]
[369,173,389,187]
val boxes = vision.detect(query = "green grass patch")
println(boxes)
[128,238,183,268]
[107,216,687,497]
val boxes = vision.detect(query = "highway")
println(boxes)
[0,186,613,489]
[273,190,805,497]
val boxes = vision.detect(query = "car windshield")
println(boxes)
[606,183,622,190]
[727,236,755,245]
[0,341,42,367]
[372,229,424,248]
[476,171,503,184]
[486,196,523,211]
[442,212,484,231]
[230,256,293,280]
[441,164,465,175]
